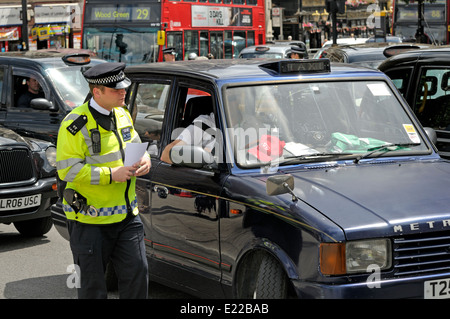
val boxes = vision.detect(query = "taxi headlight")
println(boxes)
[346,239,391,274]
[45,146,57,167]
[320,239,392,275]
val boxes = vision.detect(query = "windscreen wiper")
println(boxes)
[281,152,349,165]
[353,142,421,163]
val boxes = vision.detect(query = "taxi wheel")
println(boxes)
[253,254,288,299]
[14,216,53,237]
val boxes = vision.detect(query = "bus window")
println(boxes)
[84,28,159,64]
[247,31,255,47]
[225,31,233,59]
[233,31,246,58]
[185,30,199,59]
[167,31,183,61]
[200,31,209,57]
[211,32,224,59]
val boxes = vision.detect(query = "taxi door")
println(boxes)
[129,78,226,297]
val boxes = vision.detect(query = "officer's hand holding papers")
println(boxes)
[125,142,151,177]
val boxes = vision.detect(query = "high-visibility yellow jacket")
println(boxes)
[56,101,145,224]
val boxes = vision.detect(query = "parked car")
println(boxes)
[0,125,57,236]
[378,47,450,158]
[313,43,422,69]
[53,58,450,299]
[239,43,309,59]
[0,51,105,144]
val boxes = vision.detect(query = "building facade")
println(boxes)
[0,0,81,52]
[270,0,391,48]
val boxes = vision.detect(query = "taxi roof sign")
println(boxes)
[261,59,331,74]
[383,45,421,58]
[62,53,91,66]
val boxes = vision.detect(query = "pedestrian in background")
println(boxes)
[163,47,177,61]
[56,62,150,299]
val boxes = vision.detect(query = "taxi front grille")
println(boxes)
[393,231,450,277]
[0,148,34,184]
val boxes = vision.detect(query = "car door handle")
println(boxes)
[153,185,168,198]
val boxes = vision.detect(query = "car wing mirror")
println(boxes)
[30,98,59,112]
[424,127,437,145]
[266,174,298,202]
[170,145,217,170]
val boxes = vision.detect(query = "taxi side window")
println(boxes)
[13,74,46,108]
[385,67,413,97]
[168,85,221,164]
[132,83,169,156]
[415,68,450,130]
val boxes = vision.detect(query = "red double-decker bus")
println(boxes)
[81,0,265,64]
[162,0,265,60]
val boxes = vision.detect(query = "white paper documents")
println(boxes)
[124,142,148,166]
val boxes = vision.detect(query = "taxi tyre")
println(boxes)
[13,216,53,237]
[253,254,288,299]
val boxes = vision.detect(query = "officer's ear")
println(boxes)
[92,86,105,99]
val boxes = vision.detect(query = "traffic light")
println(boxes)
[326,0,346,14]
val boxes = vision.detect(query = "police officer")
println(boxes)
[163,47,176,62]
[289,47,303,59]
[56,62,151,299]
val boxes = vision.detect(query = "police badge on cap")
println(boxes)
[83,62,131,89]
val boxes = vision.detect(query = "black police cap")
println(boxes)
[162,47,176,55]
[83,62,131,89]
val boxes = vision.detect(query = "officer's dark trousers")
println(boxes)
[67,214,148,299]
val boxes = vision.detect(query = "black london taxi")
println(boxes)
[52,58,450,299]
[314,43,423,70]
[0,125,57,236]
[378,47,450,159]
[0,51,105,144]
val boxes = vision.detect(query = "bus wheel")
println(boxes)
[253,254,288,299]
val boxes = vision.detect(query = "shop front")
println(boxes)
[0,6,25,52]
[33,4,81,50]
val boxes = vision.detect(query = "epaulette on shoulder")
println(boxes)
[66,114,88,136]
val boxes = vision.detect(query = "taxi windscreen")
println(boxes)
[223,81,429,167]
[47,67,91,108]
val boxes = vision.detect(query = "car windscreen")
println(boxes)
[223,81,429,168]
[46,67,91,109]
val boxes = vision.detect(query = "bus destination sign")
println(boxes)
[90,5,151,22]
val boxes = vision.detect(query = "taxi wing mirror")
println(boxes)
[170,145,217,170]
[266,174,298,202]
[30,98,59,112]
[424,127,437,145]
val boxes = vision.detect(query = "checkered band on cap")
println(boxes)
[86,70,126,85]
